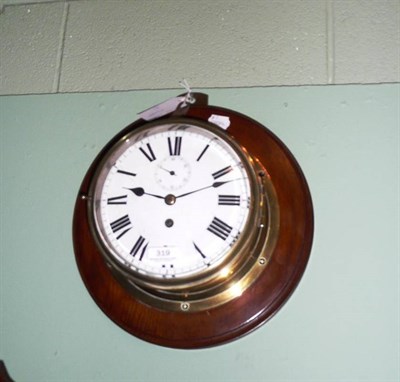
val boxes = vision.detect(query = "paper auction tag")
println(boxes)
[208,114,231,130]
[138,96,186,121]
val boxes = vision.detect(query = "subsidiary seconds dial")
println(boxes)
[91,121,253,280]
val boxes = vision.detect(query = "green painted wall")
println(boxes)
[1,85,399,381]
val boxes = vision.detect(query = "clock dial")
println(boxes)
[92,123,252,280]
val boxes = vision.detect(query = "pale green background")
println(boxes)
[1,85,399,381]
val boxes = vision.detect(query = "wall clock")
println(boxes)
[73,93,313,349]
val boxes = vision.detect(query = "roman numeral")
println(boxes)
[139,143,156,162]
[116,169,136,177]
[168,136,182,156]
[218,195,241,206]
[110,214,132,239]
[107,195,127,205]
[212,165,233,180]
[130,235,148,260]
[196,144,209,161]
[207,217,233,241]
[193,242,206,258]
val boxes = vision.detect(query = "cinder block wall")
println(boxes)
[1,0,399,95]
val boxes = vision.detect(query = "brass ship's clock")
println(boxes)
[73,93,313,348]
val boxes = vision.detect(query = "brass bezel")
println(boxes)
[87,117,280,312]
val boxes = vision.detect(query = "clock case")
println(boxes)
[73,93,314,349]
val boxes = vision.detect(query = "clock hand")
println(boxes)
[176,179,242,199]
[159,166,176,176]
[127,178,243,200]
[126,187,165,199]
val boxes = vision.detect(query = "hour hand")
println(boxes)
[126,187,164,199]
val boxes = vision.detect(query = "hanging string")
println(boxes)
[179,79,196,107]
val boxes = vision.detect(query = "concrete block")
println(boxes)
[60,0,327,92]
[335,0,400,84]
[0,2,66,95]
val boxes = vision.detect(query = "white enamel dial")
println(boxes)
[92,122,252,279]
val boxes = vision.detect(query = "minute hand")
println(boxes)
[176,179,241,199]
